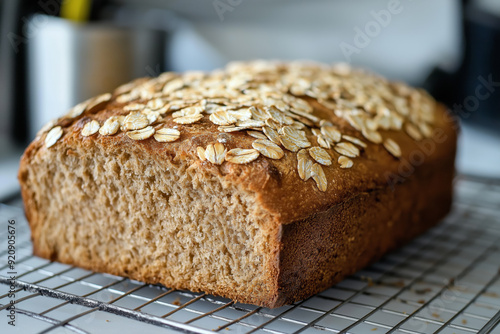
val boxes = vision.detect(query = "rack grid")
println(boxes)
[1,175,500,334]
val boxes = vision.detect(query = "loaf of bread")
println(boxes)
[19,61,456,308]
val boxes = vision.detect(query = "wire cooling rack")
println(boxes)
[1,176,500,334]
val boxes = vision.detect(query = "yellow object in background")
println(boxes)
[60,0,91,22]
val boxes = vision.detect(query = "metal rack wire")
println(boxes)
[1,175,500,334]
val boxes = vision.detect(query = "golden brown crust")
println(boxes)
[19,61,457,308]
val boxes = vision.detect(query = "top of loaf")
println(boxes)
[34,60,454,223]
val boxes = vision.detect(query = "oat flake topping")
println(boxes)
[46,61,437,192]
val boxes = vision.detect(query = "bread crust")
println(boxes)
[19,61,457,308]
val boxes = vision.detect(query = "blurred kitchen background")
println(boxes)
[0,0,499,202]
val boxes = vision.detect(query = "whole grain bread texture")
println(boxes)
[19,61,457,308]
